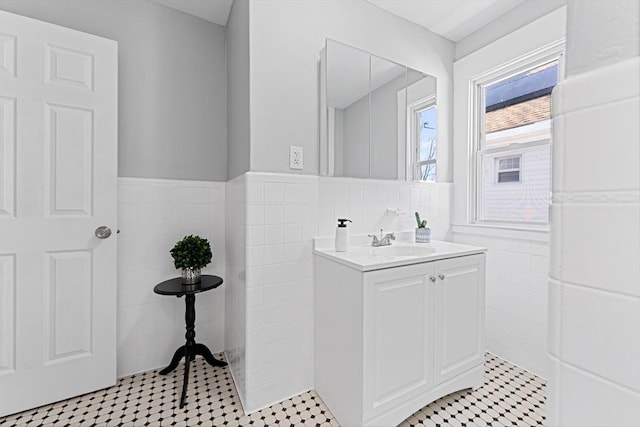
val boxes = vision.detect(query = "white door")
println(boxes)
[362,262,435,422]
[433,254,486,385]
[0,11,117,416]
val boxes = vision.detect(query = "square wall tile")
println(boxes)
[264,225,284,245]
[561,203,640,296]
[283,183,302,202]
[283,224,302,243]
[247,226,265,247]
[561,284,640,391]
[283,205,302,224]
[248,205,265,225]
[547,279,562,357]
[559,362,640,427]
[551,113,565,194]
[265,206,284,225]
[562,97,639,192]
[549,203,562,281]
[263,244,284,265]
[264,183,284,202]
[247,246,264,267]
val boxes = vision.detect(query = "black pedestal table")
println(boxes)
[153,275,226,408]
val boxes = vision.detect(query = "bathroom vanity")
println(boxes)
[313,236,486,427]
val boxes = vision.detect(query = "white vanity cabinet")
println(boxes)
[314,246,485,427]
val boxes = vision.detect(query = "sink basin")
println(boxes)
[372,245,437,257]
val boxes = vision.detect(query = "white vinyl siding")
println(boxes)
[481,145,550,222]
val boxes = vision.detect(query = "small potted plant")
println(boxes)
[414,212,431,243]
[170,235,213,284]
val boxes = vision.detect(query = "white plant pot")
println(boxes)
[415,227,431,243]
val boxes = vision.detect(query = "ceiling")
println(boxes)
[366,0,525,41]
[147,0,233,26]
[146,0,525,42]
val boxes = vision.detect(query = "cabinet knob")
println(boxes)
[429,276,436,283]
[438,274,445,280]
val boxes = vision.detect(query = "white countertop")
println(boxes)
[313,232,486,271]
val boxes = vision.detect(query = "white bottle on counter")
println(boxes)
[335,218,352,252]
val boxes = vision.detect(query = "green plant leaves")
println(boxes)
[170,234,213,270]
[415,212,428,228]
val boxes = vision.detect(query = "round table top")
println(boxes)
[154,275,223,296]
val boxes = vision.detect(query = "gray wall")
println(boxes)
[226,0,251,179]
[342,96,370,178]
[249,0,455,179]
[370,73,408,180]
[340,73,407,180]
[0,0,227,181]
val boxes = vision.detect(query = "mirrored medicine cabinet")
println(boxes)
[319,39,438,181]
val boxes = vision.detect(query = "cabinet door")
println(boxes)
[362,262,435,421]
[434,254,486,385]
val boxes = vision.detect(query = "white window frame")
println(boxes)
[408,95,437,182]
[469,40,565,227]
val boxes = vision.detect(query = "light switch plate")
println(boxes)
[290,146,303,170]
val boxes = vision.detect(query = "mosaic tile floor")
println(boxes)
[0,353,545,426]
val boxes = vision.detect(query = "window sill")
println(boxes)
[451,223,549,243]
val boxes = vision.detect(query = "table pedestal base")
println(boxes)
[158,293,227,408]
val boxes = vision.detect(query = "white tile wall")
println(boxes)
[243,173,318,412]
[117,178,226,377]
[237,172,452,413]
[224,174,247,407]
[317,177,452,241]
[547,56,640,426]
[453,231,550,378]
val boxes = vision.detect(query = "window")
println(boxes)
[473,53,561,225]
[409,97,437,182]
[496,156,521,183]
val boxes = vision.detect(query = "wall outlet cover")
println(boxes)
[290,146,303,170]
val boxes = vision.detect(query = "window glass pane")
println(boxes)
[498,171,520,183]
[484,61,557,149]
[499,157,520,170]
[419,107,437,162]
[477,58,558,224]
[419,162,436,182]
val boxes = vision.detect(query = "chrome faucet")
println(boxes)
[369,229,395,247]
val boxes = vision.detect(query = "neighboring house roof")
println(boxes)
[486,63,557,112]
[485,94,551,134]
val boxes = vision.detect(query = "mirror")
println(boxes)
[326,40,370,178]
[320,39,437,180]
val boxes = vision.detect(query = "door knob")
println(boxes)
[95,226,112,239]
[438,274,445,280]
[429,276,436,283]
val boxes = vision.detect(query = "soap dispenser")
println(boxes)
[335,218,352,252]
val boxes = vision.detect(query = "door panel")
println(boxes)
[363,263,434,421]
[46,250,93,361]
[0,10,117,416]
[45,103,94,216]
[434,254,486,385]
[0,254,16,374]
[45,44,94,90]
[0,33,16,77]
[0,96,15,218]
